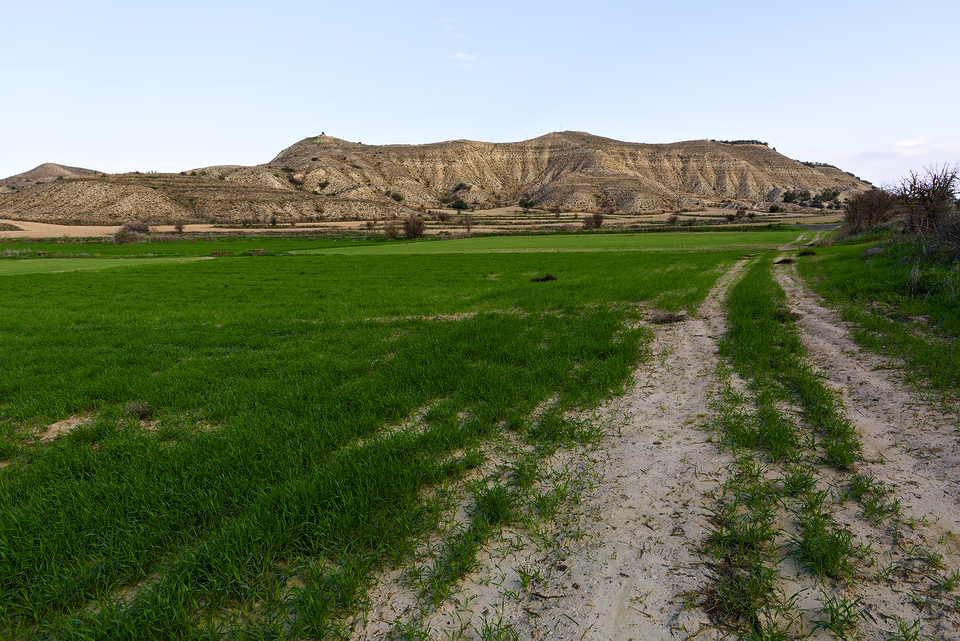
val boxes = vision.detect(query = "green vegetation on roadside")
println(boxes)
[798,238,960,399]
[0,236,743,639]
[706,253,956,639]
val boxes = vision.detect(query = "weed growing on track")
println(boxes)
[0,240,739,637]
[703,254,865,637]
[706,253,958,639]
[721,255,861,469]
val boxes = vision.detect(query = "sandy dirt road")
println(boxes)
[353,253,960,640]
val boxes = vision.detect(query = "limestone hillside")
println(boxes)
[0,132,870,224]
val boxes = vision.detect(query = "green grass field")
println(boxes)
[1,230,803,639]
[798,237,960,397]
[5,225,959,639]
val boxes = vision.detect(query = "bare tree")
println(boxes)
[896,164,959,235]
[383,220,401,240]
[582,212,604,229]
[403,214,426,239]
[843,188,898,233]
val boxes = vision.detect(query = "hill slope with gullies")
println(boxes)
[0,133,870,224]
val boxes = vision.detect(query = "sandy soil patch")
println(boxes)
[39,415,92,441]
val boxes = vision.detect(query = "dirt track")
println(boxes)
[352,256,960,640]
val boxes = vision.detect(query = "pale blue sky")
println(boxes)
[3,0,957,186]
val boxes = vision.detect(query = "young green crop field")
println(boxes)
[6,227,955,640]
[0,230,801,639]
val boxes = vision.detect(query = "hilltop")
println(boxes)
[0,133,869,225]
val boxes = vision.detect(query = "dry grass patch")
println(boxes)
[649,311,687,324]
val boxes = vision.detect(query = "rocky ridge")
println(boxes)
[0,133,869,224]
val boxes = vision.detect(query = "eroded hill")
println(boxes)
[0,133,869,224]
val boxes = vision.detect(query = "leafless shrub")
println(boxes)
[463,214,474,233]
[582,212,604,229]
[896,164,959,236]
[844,188,898,233]
[736,208,747,221]
[403,215,426,239]
[112,220,150,244]
[382,220,400,240]
[121,220,149,234]
[173,221,184,233]
[667,214,680,226]
[683,218,697,227]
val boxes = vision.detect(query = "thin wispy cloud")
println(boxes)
[812,135,960,186]
[434,16,468,39]
[450,51,482,68]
